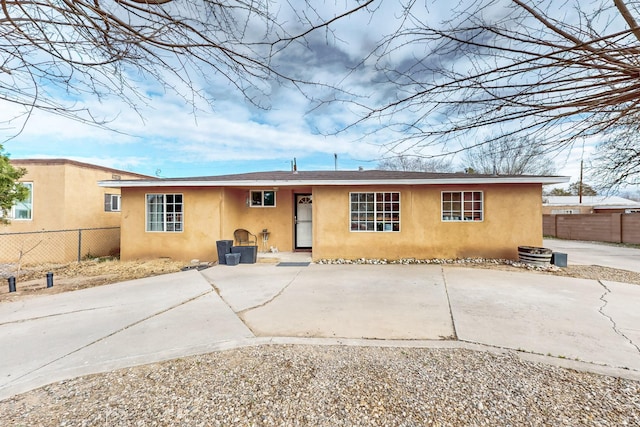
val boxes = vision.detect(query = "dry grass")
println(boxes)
[0,258,188,302]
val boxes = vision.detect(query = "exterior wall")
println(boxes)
[313,184,543,260]
[543,213,640,244]
[219,187,301,253]
[4,159,146,232]
[120,186,309,261]
[120,187,223,261]
[120,183,544,262]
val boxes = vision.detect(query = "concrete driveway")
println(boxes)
[1,251,640,400]
[544,238,640,272]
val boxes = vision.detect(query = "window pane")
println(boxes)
[263,191,275,206]
[251,191,262,206]
[13,183,33,220]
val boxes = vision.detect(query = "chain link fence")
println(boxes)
[0,227,120,278]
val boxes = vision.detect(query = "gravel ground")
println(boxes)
[1,345,638,426]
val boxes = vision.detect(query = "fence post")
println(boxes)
[77,229,82,262]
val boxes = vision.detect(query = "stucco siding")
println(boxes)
[4,160,144,233]
[119,182,543,262]
[313,184,542,260]
[219,188,297,253]
[120,187,223,261]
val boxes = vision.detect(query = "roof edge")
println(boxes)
[11,158,154,179]
[99,176,570,188]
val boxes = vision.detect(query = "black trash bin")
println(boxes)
[231,245,258,264]
[216,240,234,264]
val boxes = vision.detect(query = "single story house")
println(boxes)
[99,170,569,262]
[542,196,640,215]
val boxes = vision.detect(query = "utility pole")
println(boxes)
[579,160,583,204]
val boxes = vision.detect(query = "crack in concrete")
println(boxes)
[440,267,458,341]
[0,306,115,327]
[3,290,214,386]
[597,280,640,354]
[238,269,303,316]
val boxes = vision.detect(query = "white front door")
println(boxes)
[295,195,312,248]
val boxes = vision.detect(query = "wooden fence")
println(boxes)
[543,213,640,244]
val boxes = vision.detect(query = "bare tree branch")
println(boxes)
[0,0,370,135]
[346,0,640,188]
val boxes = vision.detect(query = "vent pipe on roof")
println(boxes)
[293,157,298,174]
[334,153,337,171]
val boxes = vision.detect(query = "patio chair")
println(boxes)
[234,228,257,246]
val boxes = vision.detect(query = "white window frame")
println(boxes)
[10,182,33,220]
[350,192,400,232]
[250,190,276,207]
[441,191,484,222]
[105,194,121,212]
[146,193,183,232]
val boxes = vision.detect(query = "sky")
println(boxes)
[0,0,625,190]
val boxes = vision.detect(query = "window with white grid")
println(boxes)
[442,191,483,222]
[146,194,183,232]
[350,192,400,232]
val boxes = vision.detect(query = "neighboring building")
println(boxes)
[1,159,152,264]
[542,196,640,215]
[100,170,568,262]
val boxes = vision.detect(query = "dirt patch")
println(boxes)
[0,258,191,302]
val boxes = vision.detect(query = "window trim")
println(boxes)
[145,193,184,232]
[349,191,401,232]
[441,190,484,222]
[249,190,276,207]
[11,182,33,221]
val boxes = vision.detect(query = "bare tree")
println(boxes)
[0,0,372,135]
[378,155,453,172]
[461,136,556,175]
[351,0,640,188]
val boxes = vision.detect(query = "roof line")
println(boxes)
[100,176,570,188]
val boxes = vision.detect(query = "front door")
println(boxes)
[295,194,312,249]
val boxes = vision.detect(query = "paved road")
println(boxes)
[1,257,639,401]
[544,238,640,272]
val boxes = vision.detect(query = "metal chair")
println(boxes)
[234,229,257,246]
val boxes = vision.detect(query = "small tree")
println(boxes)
[545,182,597,196]
[568,182,598,196]
[546,187,571,196]
[0,146,29,224]
[378,155,453,172]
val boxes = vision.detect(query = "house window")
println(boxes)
[11,182,33,220]
[104,194,121,212]
[442,191,483,221]
[250,190,276,207]
[350,192,400,232]
[146,194,183,232]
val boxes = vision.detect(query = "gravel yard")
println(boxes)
[1,345,638,426]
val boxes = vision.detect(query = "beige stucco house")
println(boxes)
[1,159,151,264]
[100,170,568,262]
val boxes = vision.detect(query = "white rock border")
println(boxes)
[316,257,561,271]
